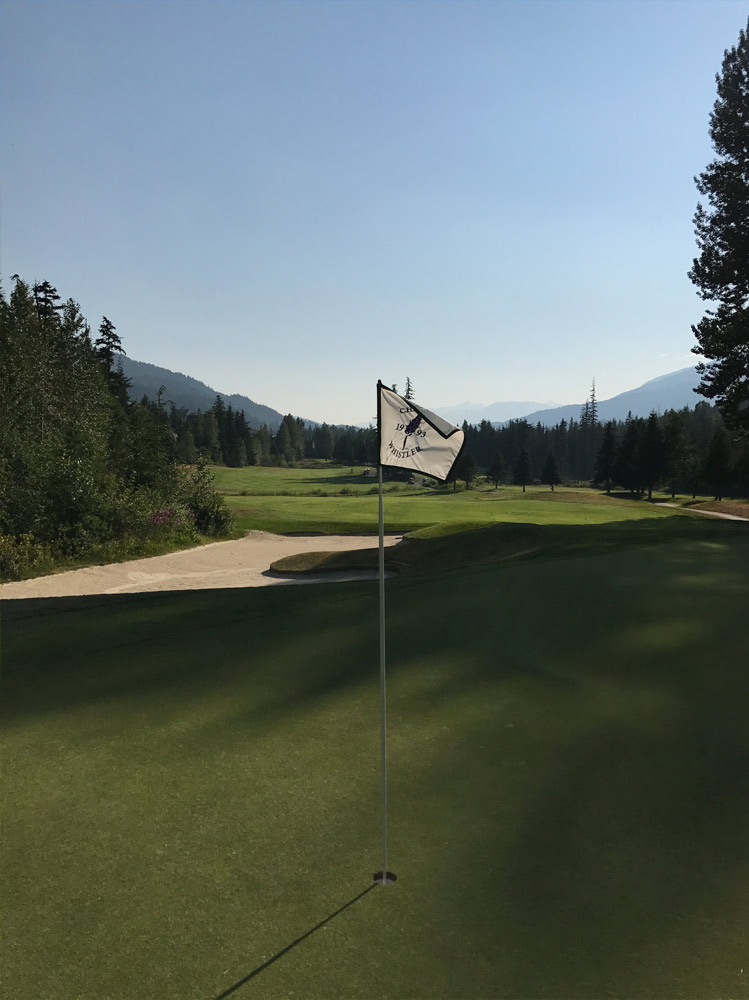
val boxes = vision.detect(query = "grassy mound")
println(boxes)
[270,515,747,578]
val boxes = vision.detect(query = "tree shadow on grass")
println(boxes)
[3,528,749,998]
[210,883,376,1000]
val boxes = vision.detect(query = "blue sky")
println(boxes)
[1,0,746,424]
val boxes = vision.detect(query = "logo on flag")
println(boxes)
[378,383,464,481]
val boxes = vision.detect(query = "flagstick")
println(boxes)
[375,456,396,886]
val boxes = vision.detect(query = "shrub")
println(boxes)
[177,459,234,536]
[0,534,53,582]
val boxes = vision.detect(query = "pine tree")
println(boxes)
[95,316,124,372]
[404,377,415,401]
[689,17,749,434]
[455,452,477,489]
[705,427,732,500]
[513,449,532,492]
[614,414,643,496]
[593,422,617,493]
[580,379,598,428]
[488,452,506,489]
[640,411,665,500]
[541,452,560,491]
[662,410,688,499]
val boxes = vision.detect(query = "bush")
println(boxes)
[0,534,53,581]
[178,459,234,536]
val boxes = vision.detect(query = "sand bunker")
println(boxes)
[0,532,401,600]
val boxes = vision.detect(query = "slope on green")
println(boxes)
[3,525,749,1000]
[270,515,742,577]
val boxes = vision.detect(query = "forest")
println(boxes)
[2,274,747,581]
[0,277,232,579]
[163,383,749,500]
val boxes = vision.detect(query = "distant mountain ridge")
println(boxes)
[119,356,307,431]
[436,400,561,424]
[517,367,701,426]
[121,354,704,432]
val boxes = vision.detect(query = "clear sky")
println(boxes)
[1,0,746,424]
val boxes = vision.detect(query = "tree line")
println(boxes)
[0,276,232,580]
[157,383,748,500]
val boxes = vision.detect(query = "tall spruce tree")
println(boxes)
[541,452,560,491]
[640,411,665,500]
[488,452,506,489]
[513,449,532,492]
[689,18,749,434]
[95,316,124,371]
[593,421,617,493]
[705,427,732,500]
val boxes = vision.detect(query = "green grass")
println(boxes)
[211,462,383,496]
[220,468,692,536]
[3,525,749,999]
[270,515,748,577]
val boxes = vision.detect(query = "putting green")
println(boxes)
[3,525,748,999]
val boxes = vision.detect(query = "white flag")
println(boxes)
[378,383,465,481]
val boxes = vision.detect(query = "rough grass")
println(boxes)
[689,499,749,518]
[3,526,749,1000]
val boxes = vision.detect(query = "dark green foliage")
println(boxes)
[513,449,532,492]
[0,276,232,579]
[614,415,644,496]
[95,316,124,370]
[593,422,617,493]
[689,18,749,434]
[541,452,561,491]
[704,427,732,500]
[488,451,506,488]
[640,411,666,500]
[177,458,235,535]
[455,452,478,489]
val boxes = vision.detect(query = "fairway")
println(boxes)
[3,525,749,999]
[214,465,698,536]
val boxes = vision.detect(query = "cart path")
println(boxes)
[653,502,749,521]
[0,532,402,600]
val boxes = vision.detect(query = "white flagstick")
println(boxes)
[375,388,396,886]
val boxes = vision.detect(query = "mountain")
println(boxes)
[517,367,701,427]
[436,400,561,424]
[119,356,297,430]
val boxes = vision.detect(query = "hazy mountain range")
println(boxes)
[120,356,295,431]
[436,400,562,424]
[438,367,701,427]
[517,367,701,427]
[120,354,703,431]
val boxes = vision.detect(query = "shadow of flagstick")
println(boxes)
[211,883,378,1000]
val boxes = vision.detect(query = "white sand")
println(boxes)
[0,532,401,600]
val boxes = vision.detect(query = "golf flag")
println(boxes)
[378,382,465,481]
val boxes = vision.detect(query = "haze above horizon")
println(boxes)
[1,0,744,425]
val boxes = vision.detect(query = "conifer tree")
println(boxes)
[95,316,124,371]
[705,427,732,500]
[541,452,561,491]
[513,449,532,492]
[593,422,617,493]
[488,452,506,489]
[689,18,749,434]
[640,411,665,500]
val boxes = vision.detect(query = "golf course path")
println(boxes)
[0,531,402,600]
[654,502,749,521]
